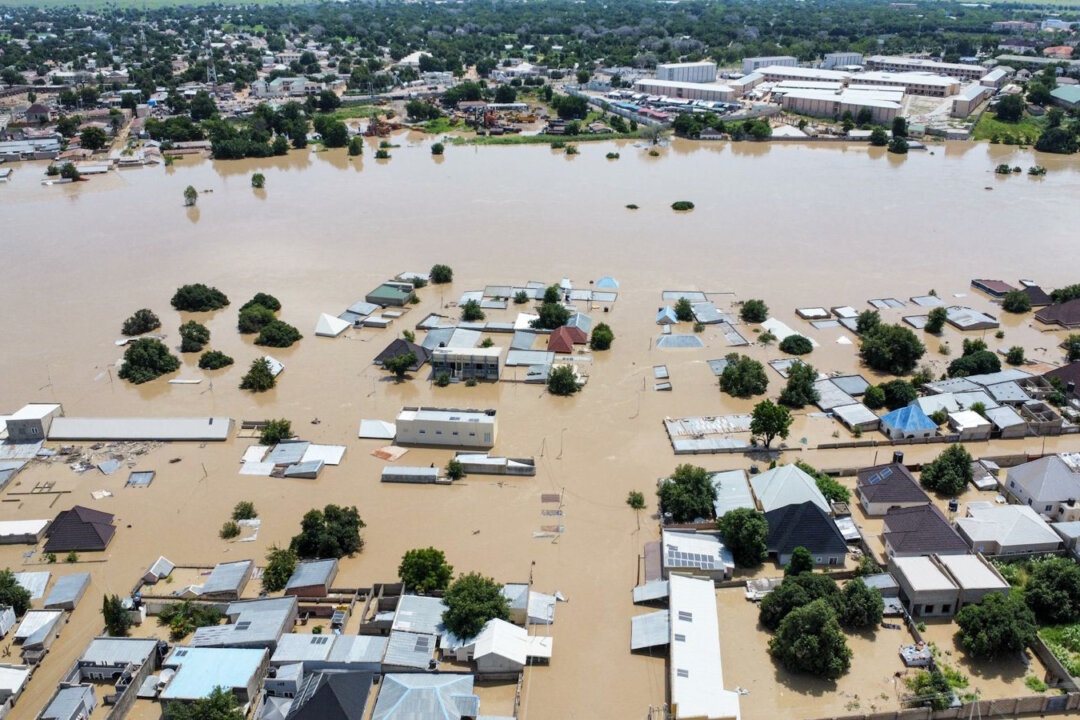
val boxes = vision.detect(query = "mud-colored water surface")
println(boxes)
[2,136,1080,720]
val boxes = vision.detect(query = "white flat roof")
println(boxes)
[867,55,984,73]
[658,61,717,69]
[49,417,232,441]
[669,574,741,720]
[853,71,961,87]
[431,347,503,358]
[0,519,49,536]
[950,410,992,429]
[759,65,851,81]
[397,409,495,424]
[937,555,1008,591]
[634,79,734,92]
[9,404,60,420]
[893,556,956,593]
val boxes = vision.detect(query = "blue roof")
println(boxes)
[880,405,937,432]
[656,307,678,324]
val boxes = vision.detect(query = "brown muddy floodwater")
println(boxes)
[2,135,1080,720]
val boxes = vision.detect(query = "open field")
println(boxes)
[973,110,1048,142]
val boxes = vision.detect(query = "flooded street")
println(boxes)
[2,136,1080,720]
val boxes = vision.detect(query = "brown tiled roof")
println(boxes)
[857,463,930,505]
[883,504,967,555]
[44,505,115,553]
[1036,299,1080,328]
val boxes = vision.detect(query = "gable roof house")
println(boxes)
[373,339,431,371]
[371,674,479,720]
[955,502,1063,555]
[284,559,338,598]
[43,506,115,553]
[856,463,930,516]
[446,618,552,672]
[765,501,848,566]
[284,671,374,720]
[750,465,830,514]
[1036,299,1080,329]
[882,504,968,558]
[1003,455,1080,521]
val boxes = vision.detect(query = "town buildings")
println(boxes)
[394,407,497,448]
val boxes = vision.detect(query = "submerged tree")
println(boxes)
[183,185,198,207]
[442,572,509,638]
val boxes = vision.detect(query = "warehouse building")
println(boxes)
[395,407,497,448]
[729,72,764,96]
[778,88,901,124]
[743,55,797,73]
[980,66,1014,89]
[757,65,851,83]
[632,79,735,102]
[952,84,993,116]
[824,51,864,69]
[656,62,717,84]
[865,55,987,80]
[849,71,960,97]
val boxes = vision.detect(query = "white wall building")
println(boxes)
[394,407,497,448]
[758,65,852,83]
[824,52,864,69]
[633,79,735,102]
[850,71,960,97]
[743,55,798,73]
[668,574,741,720]
[778,88,901,124]
[864,55,987,80]
[656,62,718,84]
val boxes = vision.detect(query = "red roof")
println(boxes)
[563,326,588,345]
[547,327,576,353]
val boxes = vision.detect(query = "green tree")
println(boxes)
[855,310,881,335]
[461,300,485,322]
[189,90,218,121]
[514,290,529,304]
[995,93,1025,123]
[956,592,1036,658]
[430,264,453,284]
[658,464,717,523]
[0,570,31,616]
[674,297,694,322]
[1053,286,1080,305]
[779,335,813,355]
[178,320,210,352]
[719,354,768,397]
[399,547,454,594]
[1006,346,1025,365]
[759,572,841,629]
[183,185,198,207]
[442,572,510,638]
[122,308,161,336]
[925,306,947,334]
[590,323,614,350]
[232,501,257,521]
[240,357,276,392]
[785,547,814,577]
[768,599,852,680]
[171,283,229,312]
[863,385,886,409]
[158,600,224,640]
[1035,126,1078,155]
[1066,334,1080,362]
[348,136,363,156]
[102,594,131,636]
[238,304,277,334]
[948,350,1000,378]
[118,338,180,384]
[717,508,768,567]
[779,361,819,408]
[627,491,646,510]
[920,444,973,496]
[254,320,302,348]
[887,136,908,154]
[220,520,240,539]
[879,379,917,410]
[750,400,793,449]
[892,116,908,138]
[1002,290,1032,314]
[532,302,570,330]
[741,299,768,323]
[838,578,884,628]
[431,142,445,156]
[317,89,341,112]
[543,285,562,304]
[260,419,292,445]
[251,173,266,189]
[547,364,581,396]
[290,504,365,558]
[80,125,108,151]
[199,351,234,370]
[164,687,242,720]
[495,84,518,103]
[446,458,464,480]
[859,324,925,375]
[384,352,418,381]
[869,126,888,146]
[1025,557,1080,624]
[797,461,850,503]
[262,545,298,592]
[907,668,955,711]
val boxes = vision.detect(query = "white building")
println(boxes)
[948,410,992,440]
[661,529,734,582]
[757,65,851,83]
[778,88,901,124]
[849,71,960,97]
[668,574,741,720]
[824,52,864,69]
[394,407,497,448]
[250,77,322,98]
[448,618,551,672]
[956,502,1063,555]
[743,55,797,73]
[656,62,717,84]
[632,79,735,102]
[1,403,62,443]
[728,72,764,96]
[952,84,994,117]
[864,55,987,81]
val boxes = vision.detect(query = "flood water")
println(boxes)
[2,135,1080,720]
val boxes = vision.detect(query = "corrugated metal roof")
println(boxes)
[49,417,232,441]
[383,630,435,669]
[630,610,670,650]
[285,559,337,591]
[201,560,252,596]
[43,572,90,609]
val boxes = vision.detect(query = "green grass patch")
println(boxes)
[973,111,1046,143]
[451,131,637,146]
[418,117,464,134]
[326,104,391,121]
[1026,675,1049,692]
[1039,625,1080,676]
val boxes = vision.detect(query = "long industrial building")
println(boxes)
[756,65,852,84]
[864,55,987,81]
[668,574,741,720]
[395,407,498,448]
[632,79,735,102]
[952,83,994,117]
[823,51,864,69]
[849,71,960,97]
[656,62,717,84]
[743,55,797,73]
[48,417,233,441]
[777,87,902,124]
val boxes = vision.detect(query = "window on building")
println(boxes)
[676,669,689,678]
[677,610,693,622]
[925,605,935,614]
[941,604,951,614]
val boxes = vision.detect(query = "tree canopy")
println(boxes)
[1002,290,1032,314]
[717,508,768,568]
[255,320,302,348]
[262,545,298,593]
[430,264,453,284]
[290,504,365,558]
[750,400,792,449]
[919,444,973,496]
[719,353,768,398]
[102,594,131,637]
[399,547,454,594]
[118,338,181,384]
[547,365,581,396]
[924,306,947,335]
[785,547,814,577]
[768,598,852,680]
[955,592,1036,658]
[658,464,717,523]
[384,352,418,381]
[838,578,883,628]
[1025,557,1080,624]
[741,299,768,323]
[779,335,813,356]
[0,570,31,616]
[859,324,925,375]
[164,687,242,720]
[589,323,614,351]
[199,350,234,370]
[442,572,510,639]
[179,320,210,353]
[171,283,229,312]
[240,358,276,392]
[121,308,161,336]
[778,361,819,408]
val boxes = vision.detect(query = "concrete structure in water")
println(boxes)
[1,404,62,442]
[429,347,501,382]
[394,407,497,448]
